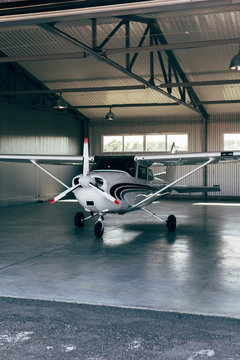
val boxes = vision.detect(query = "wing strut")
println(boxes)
[30,160,69,189]
[141,207,165,223]
[132,157,215,210]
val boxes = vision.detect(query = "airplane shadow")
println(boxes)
[93,223,177,250]
[124,223,177,244]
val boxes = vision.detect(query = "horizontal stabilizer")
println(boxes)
[172,185,221,193]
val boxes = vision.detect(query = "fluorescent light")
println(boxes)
[193,202,240,207]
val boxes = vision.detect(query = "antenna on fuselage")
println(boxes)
[170,142,177,154]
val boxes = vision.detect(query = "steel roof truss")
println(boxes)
[130,23,150,71]
[40,21,203,116]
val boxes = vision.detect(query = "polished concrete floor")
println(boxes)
[0,199,240,318]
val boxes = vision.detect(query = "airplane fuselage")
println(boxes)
[73,170,157,214]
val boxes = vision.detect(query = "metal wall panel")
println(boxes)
[0,101,83,207]
[207,114,240,197]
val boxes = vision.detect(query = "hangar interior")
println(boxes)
[1,1,240,357]
[0,0,240,205]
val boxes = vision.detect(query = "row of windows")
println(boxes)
[102,133,240,153]
[103,134,188,153]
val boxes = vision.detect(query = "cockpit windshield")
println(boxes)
[92,156,136,177]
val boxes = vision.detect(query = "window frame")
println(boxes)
[224,133,240,151]
[102,133,189,153]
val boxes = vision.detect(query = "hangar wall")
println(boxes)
[0,100,83,207]
[90,114,240,199]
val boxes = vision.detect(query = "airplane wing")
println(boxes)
[132,151,240,210]
[0,154,94,165]
[0,154,95,189]
[135,150,240,167]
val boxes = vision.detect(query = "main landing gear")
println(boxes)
[166,214,177,232]
[142,208,177,232]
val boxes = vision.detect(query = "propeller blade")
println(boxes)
[50,184,79,203]
[89,182,119,205]
[83,138,89,176]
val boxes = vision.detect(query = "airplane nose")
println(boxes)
[78,175,94,188]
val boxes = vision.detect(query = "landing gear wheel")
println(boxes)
[94,221,104,238]
[166,214,176,232]
[74,212,85,228]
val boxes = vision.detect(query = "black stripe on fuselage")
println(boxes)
[110,183,155,200]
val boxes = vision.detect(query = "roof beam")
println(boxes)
[40,23,203,116]
[0,0,236,26]
[73,100,240,109]
[106,37,240,54]
[74,103,179,109]
[0,85,146,96]
[0,37,239,63]
[160,79,240,87]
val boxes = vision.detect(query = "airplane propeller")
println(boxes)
[50,138,119,205]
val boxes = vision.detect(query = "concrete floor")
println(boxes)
[0,199,240,318]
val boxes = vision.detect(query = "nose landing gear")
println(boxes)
[74,211,104,237]
[94,215,104,238]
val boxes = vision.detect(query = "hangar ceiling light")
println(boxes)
[105,107,115,121]
[229,46,240,71]
[54,95,67,110]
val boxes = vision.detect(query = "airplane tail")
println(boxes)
[83,138,89,175]
[154,142,177,183]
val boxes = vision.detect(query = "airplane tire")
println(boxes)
[74,212,85,228]
[94,221,104,238]
[166,214,176,232]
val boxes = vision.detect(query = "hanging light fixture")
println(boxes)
[229,45,240,71]
[54,91,67,109]
[105,107,115,121]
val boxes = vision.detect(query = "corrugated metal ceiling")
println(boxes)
[0,1,239,120]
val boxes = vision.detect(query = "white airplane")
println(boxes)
[0,138,239,237]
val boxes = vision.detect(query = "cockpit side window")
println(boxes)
[92,156,136,177]
[147,168,154,181]
[138,165,147,180]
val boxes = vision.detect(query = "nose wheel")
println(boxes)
[94,216,104,238]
